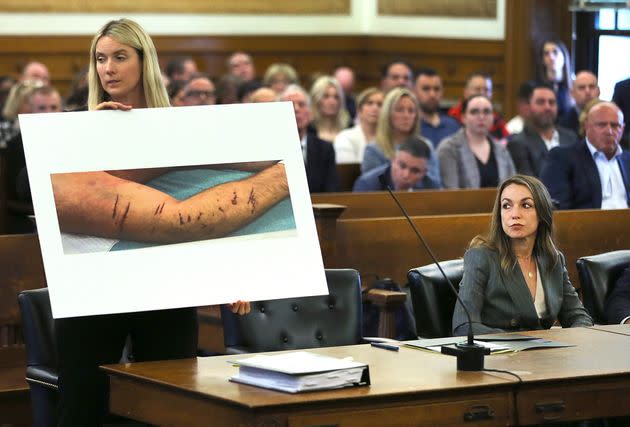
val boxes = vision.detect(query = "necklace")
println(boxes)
[517,255,535,279]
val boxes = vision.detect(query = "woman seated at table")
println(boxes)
[452,174,593,336]
[437,94,515,189]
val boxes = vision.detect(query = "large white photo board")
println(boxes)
[19,102,327,318]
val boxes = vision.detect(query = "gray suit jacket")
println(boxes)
[437,129,516,189]
[452,247,593,336]
[507,125,578,177]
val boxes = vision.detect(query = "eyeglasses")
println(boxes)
[184,90,216,99]
[467,108,493,116]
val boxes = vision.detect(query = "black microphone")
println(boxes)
[378,173,488,371]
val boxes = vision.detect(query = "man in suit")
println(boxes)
[612,76,630,144]
[353,135,437,192]
[559,71,600,135]
[605,265,630,324]
[540,102,630,209]
[508,83,578,177]
[279,84,339,193]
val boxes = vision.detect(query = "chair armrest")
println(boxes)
[365,289,407,339]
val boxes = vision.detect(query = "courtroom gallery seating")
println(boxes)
[407,259,464,338]
[221,269,363,354]
[18,288,58,427]
[577,250,630,324]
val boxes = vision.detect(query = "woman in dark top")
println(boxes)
[437,94,515,189]
[537,39,573,119]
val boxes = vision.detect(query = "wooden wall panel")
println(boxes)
[0,0,350,14]
[0,35,506,109]
[378,0,497,18]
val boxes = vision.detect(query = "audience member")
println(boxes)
[1,80,43,148]
[309,75,349,143]
[227,51,256,82]
[611,75,630,144]
[10,86,62,205]
[64,66,89,110]
[447,71,509,141]
[541,102,630,209]
[559,70,600,135]
[333,65,357,120]
[605,264,630,324]
[438,94,515,189]
[0,75,16,118]
[165,56,198,82]
[536,39,574,119]
[172,74,216,106]
[248,87,277,103]
[414,67,460,148]
[237,79,262,103]
[279,84,338,192]
[215,74,241,104]
[334,87,383,163]
[362,87,440,186]
[507,83,578,177]
[381,60,413,93]
[353,135,437,191]
[506,81,535,135]
[453,174,592,335]
[20,60,50,85]
[263,63,298,95]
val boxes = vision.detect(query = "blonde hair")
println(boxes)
[262,63,298,87]
[309,75,349,135]
[88,18,169,110]
[578,98,603,137]
[356,87,383,111]
[376,87,420,159]
[2,80,44,120]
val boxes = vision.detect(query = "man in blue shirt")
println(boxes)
[353,136,438,191]
[414,68,460,148]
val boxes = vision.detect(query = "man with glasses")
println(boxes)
[173,74,216,107]
[352,136,437,191]
[541,102,630,209]
[508,83,578,177]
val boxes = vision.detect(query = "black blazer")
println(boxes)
[507,125,578,177]
[558,107,580,136]
[605,266,630,324]
[306,133,339,193]
[540,140,630,209]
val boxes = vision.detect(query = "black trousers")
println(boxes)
[54,307,198,427]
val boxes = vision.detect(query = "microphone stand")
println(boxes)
[378,175,489,371]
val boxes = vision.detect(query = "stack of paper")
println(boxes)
[229,351,370,393]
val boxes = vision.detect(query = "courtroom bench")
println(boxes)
[0,233,44,426]
[312,188,497,219]
[314,207,630,291]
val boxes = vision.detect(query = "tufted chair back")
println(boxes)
[221,269,362,354]
[577,250,630,324]
[407,259,464,338]
[18,288,58,427]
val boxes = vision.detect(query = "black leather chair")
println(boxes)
[407,259,464,338]
[18,288,58,427]
[221,269,363,354]
[576,250,630,324]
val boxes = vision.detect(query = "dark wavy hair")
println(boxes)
[470,174,559,273]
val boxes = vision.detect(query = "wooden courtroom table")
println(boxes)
[588,323,630,336]
[103,327,630,426]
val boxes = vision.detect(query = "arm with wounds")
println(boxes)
[52,163,289,243]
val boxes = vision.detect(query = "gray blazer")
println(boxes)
[452,247,593,336]
[437,129,516,189]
